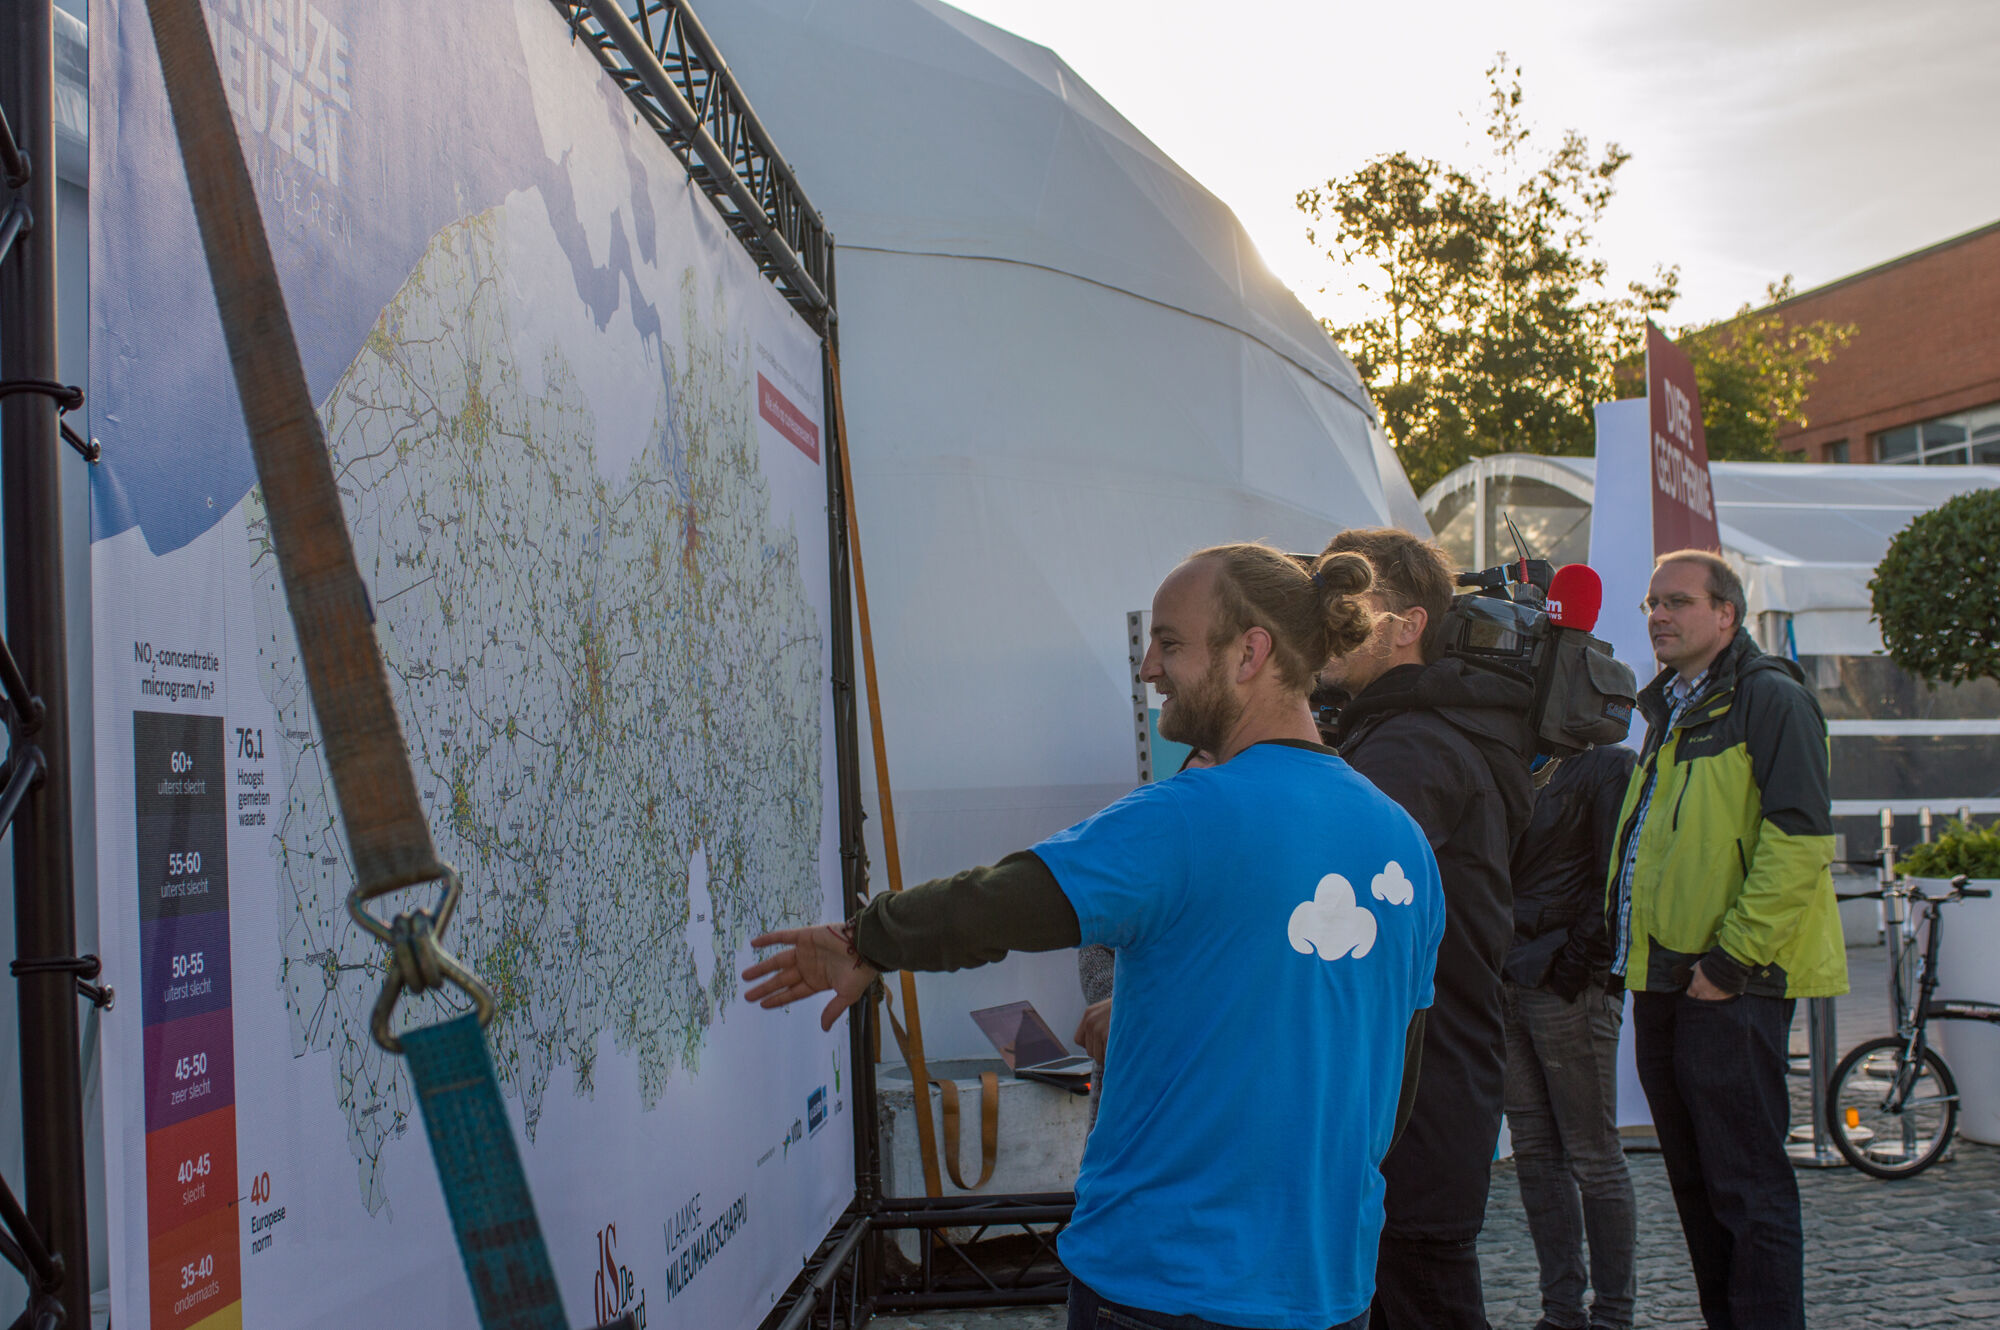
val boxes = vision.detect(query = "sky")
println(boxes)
[946,0,2000,333]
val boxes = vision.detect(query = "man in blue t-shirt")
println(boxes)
[745,543,1445,1330]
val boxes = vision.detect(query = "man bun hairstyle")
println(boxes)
[1191,542,1375,693]
[1320,527,1456,663]
[1655,548,1746,632]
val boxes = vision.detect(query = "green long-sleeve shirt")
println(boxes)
[851,848,1425,1142]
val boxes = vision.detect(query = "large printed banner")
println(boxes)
[90,2,850,1326]
[1644,322,1722,556]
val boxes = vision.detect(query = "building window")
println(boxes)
[1823,439,1850,463]
[1874,401,2000,464]
[1978,424,2000,465]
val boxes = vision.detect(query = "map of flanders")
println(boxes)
[245,198,824,1214]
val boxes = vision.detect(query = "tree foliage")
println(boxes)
[1301,61,1848,490]
[1676,278,1854,462]
[1869,487,2000,687]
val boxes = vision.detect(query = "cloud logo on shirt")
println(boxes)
[1371,860,1414,906]
[1288,874,1377,961]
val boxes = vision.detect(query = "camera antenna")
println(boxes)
[1504,512,1537,577]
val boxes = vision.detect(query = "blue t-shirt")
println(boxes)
[1035,741,1444,1328]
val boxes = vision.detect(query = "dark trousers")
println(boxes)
[1068,1277,1368,1330]
[1503,981,1636,1330]
[1369,1233,1487,1330]
[1632,990,1803,1330]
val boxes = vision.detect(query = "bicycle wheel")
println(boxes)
[1825,1035,1959,1179]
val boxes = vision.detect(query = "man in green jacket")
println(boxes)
[1608,550,1845,1330]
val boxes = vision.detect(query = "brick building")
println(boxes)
[1771,219,2000,465]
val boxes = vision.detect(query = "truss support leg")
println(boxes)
[2,4,90,1326]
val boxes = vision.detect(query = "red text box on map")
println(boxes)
[758,373,821,463]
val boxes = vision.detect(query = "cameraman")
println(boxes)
[1317,528,1536,1330]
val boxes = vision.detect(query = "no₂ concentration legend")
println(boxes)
[135,711,243,1330]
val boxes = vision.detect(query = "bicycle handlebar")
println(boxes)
[1836,874,1989,903]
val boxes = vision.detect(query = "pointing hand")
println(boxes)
[743,923,881,1032]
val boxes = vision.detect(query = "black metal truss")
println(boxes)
[2,5,91,1323]
[759,1208,872,1330]
[550,0,834,325]
[871,1193,1073,1312]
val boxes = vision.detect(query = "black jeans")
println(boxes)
[1067,1278,1368,1330]
[1503,981,1635,1330]
[1369,1233,1487,1330]
[1632,990,1803,1330]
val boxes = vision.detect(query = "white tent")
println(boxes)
[1421,453,2000,657]
[1424,452,2000,834]
[701,0,1423,1055]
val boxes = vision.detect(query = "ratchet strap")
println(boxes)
[145,2,575,1325]
[934,1073,1000,1192]
[879,993,999,1191]
[829,347,948,1197]
[403,1016,566,1328]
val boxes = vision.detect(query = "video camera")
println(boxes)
[1442,528,1637,758]
[1314,521,1638,758]
[1437,554,1556,670]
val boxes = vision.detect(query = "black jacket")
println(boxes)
[1504,743,1639,997]
[1334,658,1535,1240]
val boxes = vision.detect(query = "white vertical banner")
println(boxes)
[1590,399,1658,707]
[1589,397,1659,1130]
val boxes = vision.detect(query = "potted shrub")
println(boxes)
[1898,818,2000,1144]
[1869,487,2000,689]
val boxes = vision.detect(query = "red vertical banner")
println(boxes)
[1645,322,1722,556]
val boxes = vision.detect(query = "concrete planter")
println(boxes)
[876,1057,1092,1260]
[1918,878,2000,1145]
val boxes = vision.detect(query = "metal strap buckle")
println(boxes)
[346,866,496,1052]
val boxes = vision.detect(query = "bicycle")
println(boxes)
[1824,874,2000,1178]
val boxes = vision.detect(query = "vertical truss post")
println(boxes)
[0,2,89,1325]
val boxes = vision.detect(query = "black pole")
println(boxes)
[822,287,885,1324]
[1,2,89,1325]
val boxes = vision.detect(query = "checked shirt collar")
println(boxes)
[1612,661,1716,977]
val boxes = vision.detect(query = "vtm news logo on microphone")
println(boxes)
[593,1222,648,1328]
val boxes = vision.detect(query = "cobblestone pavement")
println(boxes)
[1479,1142,2000,1329]
[871,946,2000,1329]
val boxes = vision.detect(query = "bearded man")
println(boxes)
[746,544,1444,1330]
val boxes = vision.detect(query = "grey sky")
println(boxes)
[947,0,2000,332]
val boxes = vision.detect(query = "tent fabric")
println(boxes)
[701,0,1419,1056]
[1422,455,2000,656]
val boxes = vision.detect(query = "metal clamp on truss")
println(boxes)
[346,866,497,1053]
[10,954,114,1012]
[0,378,100,462]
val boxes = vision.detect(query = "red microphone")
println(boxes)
[1545,564,1603,633]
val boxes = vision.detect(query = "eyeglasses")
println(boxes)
[1639,593,1717,615]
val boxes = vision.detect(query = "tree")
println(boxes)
[1296,152,1493,491]
[1869,488,2000,687]
[1300,62,1849,490]
[1675,279,1855,462]
[1299,59,1674,494]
